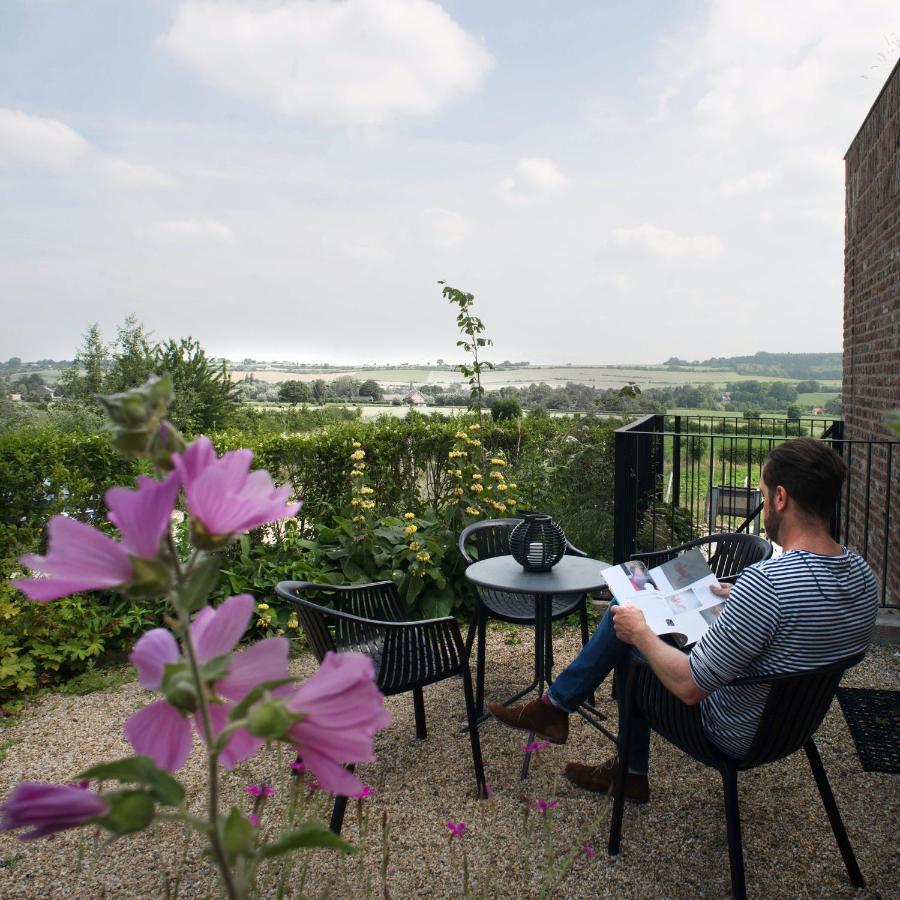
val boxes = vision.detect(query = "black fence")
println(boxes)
[613,414,899,608]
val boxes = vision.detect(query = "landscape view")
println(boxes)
[1,2,897,899]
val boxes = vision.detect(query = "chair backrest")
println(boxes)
[459,518,587,564]
[274,580,404,662]
[628,651,865,771]
[736,651,865,769]
[631,532,772,582]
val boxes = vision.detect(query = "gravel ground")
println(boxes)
[0,628,898,899]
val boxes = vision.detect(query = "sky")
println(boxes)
[1,0,898,366]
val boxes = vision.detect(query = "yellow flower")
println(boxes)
[471,473,482,481]
[276,628,285,636]
[408,541,420,551]
[454,468,463,477]
[404,512,416,520]
[490,458,506,466]
[350,449,366,461]
[497,483,508,492]
[352,514,366,522]
[470,483,484,493]
[452,487,464,496]
[359,486,374,495]
[410,566,420,576]
[361,500,375,510]
[493,502,507,512]
[467,423,480,430]
[509,482,518,490]
[351,497,361,506]
[455,431,468,439]
[257,603,270,611]
[404,524,418,536]
[507,498,517,506]
[489,471,504,480]
[467,439,481,447]
[352,441,362,448]
[416,551,431,562]
[465,506,480,516]
[287,619,298,630]
[351,469,364,477]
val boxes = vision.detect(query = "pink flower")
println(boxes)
[248,814,260,828]
[290,760,306,774]
[530,798,558,815]
[522,739,551,754]
[1,782,108,841]
[173,438,300,545]
[13,472,179,602]
[352,785,376,800]
[124,595,290,771]
[484,783,494,798]
[582,843,597,859]
[246,785,274,797]
[284,652,391,796]
[446,820,466,839]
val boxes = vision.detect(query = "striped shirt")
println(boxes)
[689,548,879,759]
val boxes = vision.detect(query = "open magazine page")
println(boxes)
[602,549,725,645]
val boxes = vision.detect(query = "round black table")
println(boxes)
[465,554,610,778]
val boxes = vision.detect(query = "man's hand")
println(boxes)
[612,603,650,645]
[710,583,733,599]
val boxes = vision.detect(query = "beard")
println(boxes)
[764,505,781,544]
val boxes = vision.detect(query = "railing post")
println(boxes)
[614,427,636,562]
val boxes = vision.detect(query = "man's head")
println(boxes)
[759,437,846,542]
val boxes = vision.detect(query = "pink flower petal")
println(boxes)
[130,628,180,690]
[190,594,254,664]
[106,471,180,560]
[172,437,217,487]
[294,747,366,796]
[1,782,109,841]
[124,700,193,771]
[203,703,264,769]
[217,637,290,701]
[14,516,133,602]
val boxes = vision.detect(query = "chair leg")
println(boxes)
[461,664,488,798]
[413,687,427,740]
[720,765,747,900]
[329,763,356,835]
[475,607,487,717]
[579,599,595,705]
[804,738,865,888]
[608,664,636,856]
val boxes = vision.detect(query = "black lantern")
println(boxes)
[509,514,566,572]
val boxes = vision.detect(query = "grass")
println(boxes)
[0,737,20,764]
[58,664,134,697]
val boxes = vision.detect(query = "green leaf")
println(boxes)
[199,653,232,682]
[77,755,185,807]
[259,822,354,859]
[228,678,296,722]
[222,807,256,861]
[97,790,156,836]
[178,553,222,614]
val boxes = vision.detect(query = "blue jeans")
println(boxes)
[547,602,651,774]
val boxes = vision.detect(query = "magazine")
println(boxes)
[601,549,725,646]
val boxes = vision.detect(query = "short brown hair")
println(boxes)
[761,437,847,521]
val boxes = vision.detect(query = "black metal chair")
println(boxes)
[630,532,773,584]
[608,651,867,899]
[458,518,592,717]
[275,580,487,834]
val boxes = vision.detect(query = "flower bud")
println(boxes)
[246,698,298,740]
[161,665,198,714]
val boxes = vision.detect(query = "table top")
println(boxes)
[465,554,609,595]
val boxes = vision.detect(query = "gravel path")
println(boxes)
[1,628,897,899]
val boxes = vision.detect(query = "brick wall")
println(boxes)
[843,58,900,607]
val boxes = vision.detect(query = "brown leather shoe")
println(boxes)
[564,757,649,803]
[488,697,569,744]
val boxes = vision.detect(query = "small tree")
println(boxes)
[278,380,312,405]
[358,379,384,401]
[58,323,107,400]
[490,396,522,421]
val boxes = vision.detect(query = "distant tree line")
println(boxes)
[662,351,842,380]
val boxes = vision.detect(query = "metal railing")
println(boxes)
[613,414,898,608]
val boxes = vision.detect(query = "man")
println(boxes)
[489,437,879,802]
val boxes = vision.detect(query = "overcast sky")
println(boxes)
[1,1,898,365]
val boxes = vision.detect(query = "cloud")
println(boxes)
[498,158,567,206]
[419,207,471,248]
[141,218,235,245]
[0,108,88,168]
[719,168,777,198]
[609,223,724,261]
[97,157,177,189]
[161,0,493,126]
